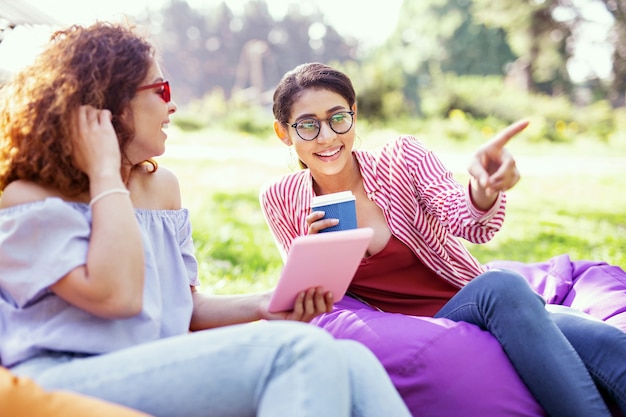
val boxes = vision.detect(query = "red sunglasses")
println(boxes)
[136,80,171,103]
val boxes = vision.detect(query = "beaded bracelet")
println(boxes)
[89,188,130,208]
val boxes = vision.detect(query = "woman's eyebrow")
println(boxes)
[295,106,348,120]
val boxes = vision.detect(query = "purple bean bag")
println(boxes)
[489,254,626,332]
[311,254,626,417]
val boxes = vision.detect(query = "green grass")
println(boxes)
[159,123,626,294]
[467,178,626,265]
[189,191,282,294]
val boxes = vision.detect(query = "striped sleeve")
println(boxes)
[365,136,496,286]
[259,172,310,262]
[390,136,506,244]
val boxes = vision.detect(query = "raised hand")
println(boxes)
[72,105,121,180]
[467,119,529,209]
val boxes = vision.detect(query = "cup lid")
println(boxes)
[311,191,355,206]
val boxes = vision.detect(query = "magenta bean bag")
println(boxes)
[311,254,626,417]
[313,295,546,417]
[489,255,626,332]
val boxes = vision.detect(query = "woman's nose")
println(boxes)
[168,100,177,114]
[316,120,336,143]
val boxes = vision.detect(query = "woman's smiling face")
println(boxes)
[125,59,177,165]
[280,88,357,177]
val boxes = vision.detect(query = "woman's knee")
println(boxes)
[471,269,544,305]
[476,269,526,286]
[476,269,534,292]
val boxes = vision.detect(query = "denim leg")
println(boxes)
[10,321,410,417]
[548,305,626,415]
[434,269,612,417]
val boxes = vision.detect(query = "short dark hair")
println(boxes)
[272,62,356,124]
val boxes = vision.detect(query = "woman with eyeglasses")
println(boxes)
[0,24,412,417]
[260,62,626,417]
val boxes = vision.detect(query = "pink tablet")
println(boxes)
[268,227,374,313]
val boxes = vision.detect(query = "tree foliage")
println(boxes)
[597,0,626,105]
[135,0,626,120]
[144,0,357,105]
[380,0,516,112]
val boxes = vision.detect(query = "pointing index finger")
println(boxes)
[487,119,530,149]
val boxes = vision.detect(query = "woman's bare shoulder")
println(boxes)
[0,180,58,209]
[131,164,182,210]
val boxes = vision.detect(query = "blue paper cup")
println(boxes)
[311,191,357,233]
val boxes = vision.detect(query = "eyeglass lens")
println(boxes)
[137,81,171,103]
[156,81,170,103]
[294,111,353,140]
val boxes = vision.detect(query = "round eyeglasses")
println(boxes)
[136,80,171,103]
[289,111,354,141]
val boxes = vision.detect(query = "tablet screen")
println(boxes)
[268,227,374,312]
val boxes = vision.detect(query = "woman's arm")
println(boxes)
[189,286,332,330]
[50,184,144,318]
[52,106,144,319]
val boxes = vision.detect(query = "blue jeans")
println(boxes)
[9,321,411,417]
[434,269,618,417]
[547,304,626,414]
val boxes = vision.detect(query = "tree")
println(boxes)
[144,0,356,107]
[597,0,626,105]
[381,0,517,112]
[150,0,220,104]
[471,0,575,95]
[471,0,626,105]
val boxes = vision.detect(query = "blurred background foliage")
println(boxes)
[132,0,626,144]
[3,0,625,140]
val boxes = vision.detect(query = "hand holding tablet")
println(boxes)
[268,227,374,313]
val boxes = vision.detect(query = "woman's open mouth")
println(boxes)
[315,146,342,161]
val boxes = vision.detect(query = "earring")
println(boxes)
[287,147,297,171]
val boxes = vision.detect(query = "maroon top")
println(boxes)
[349,235,459,316]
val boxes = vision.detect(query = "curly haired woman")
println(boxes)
[0,24,410,417]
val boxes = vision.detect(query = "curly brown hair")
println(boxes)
[0,21,156,195]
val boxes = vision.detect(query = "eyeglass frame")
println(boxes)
[288,110,355,141]
[136,80,171,103]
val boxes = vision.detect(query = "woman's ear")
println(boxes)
[274,120,292,146]
[352,103,357,123]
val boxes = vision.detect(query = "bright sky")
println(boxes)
[0,0,403,73]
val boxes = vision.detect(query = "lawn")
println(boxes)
[158,123,626,295]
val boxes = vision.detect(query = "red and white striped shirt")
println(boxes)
[260,135,507,288]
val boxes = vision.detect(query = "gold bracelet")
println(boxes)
[89,188,130,208]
